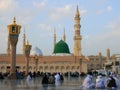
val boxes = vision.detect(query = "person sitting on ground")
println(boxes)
[111,72,119,88]
[26,72,32,81]
[106,74,117,89]
[95,74,105,89]
[60,73,64,81]
[55,73,61,85]
[49,74,55,84]
[0,72,4,79]
[42,73,49,84]
[82,72,95,89]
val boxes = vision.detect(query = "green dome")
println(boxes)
[53,40,70,54]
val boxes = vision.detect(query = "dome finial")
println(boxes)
[13,16,16,24]
[63,27,66,42]
[27,40,29,45]
[77,5,78,10]
[54,27,56,34]
[75,5,79,16]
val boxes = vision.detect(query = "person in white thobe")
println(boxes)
[95,75,105,89]
[82,74,95,89]
[55,73,60,81]
[55,73,61,85]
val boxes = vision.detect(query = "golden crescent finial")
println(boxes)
[13,16,16,24]
[27,40,29,45]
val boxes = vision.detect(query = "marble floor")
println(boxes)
[0,76,82,90]
[0,76,119,90]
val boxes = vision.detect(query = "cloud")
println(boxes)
[96,10,103,15]
[107,6,112,12]
[0,27,7,53]
[105,17,120,38]
[95,5,112,15]
[83,16,120,55]
[33,0,46,10]
[57,5,72,15]
[49,5,73,21]
[38,23,52,31]
[49,5,87,22]
[80,9,87,16]
[0,0,18,13]
[104,18,120,38]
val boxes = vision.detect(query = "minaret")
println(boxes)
[98,52,102,69]
[7,35,11,55]
[73,6,82,56]
[106,48,110,61]
[22,28,26,55]
[63,28,66,42]
[54,28,56,48]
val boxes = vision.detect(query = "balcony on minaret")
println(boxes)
[7,17,21,36]
[74,36,82,40]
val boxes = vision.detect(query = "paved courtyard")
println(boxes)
[0,76,120,90]
[0,76,82,90]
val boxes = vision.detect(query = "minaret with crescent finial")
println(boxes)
[63,28,66,42]
[22,27,26,55]
[54,28,56,48]
[73,6,82,56]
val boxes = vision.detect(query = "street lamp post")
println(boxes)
[34,55,39,72]
[80,58,82,73]
[30,47,42,73]
[25,42,32,76]
[7,17,21,79]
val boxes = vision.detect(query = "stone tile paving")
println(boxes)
[0,76,120,90]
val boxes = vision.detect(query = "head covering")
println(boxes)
[110,72,116,77]
[97,75,102,79]
[87,72,93,76]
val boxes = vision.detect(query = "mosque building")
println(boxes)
[0,6,119,74]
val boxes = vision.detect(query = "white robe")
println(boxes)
[82,75,95,89]
[55,73,61,85]
[55,73,60,81]
[26,75,32,87]
[95,75,105,89]
[26,75,32,81]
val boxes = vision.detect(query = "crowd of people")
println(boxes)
[26,72,64,85]
[82,71,119,89]
[0,70,119,89]
[41,73,64,85]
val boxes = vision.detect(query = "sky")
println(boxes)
[0,0,120,56]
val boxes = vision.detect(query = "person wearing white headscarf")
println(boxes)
[26,74,32,81]
[95,75,105,89]
[55,73,61,85]
[82,73,95,89]
[26,73,32,87]
[55,73,60,81]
